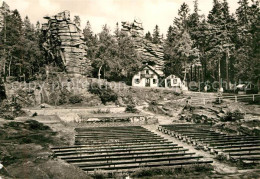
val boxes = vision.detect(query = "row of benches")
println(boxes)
[52,126,212,173]
[159,124,260,165]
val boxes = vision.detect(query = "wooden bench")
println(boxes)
[81,161,213,172]
[55,148,188,157]
[65,152,196,163]
[77,156,204,168]
[52,143,178,152]
[54,146,184,156]
[60,149,190,159]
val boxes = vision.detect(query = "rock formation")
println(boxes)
[42,11,91,76]
[121,19,165,75]
[0,1,10,32]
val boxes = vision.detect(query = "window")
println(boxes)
[146,70,149,74]
[135,79,140,84]
[173,79,178,84]
[167,79,171,87]
[153,79,157,84]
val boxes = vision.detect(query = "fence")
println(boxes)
[189,94,260,105]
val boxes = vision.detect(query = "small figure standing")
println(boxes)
[204,85,208,92]
[217,91,223,104]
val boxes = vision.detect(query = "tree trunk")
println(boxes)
[194,66,197,82]
[2,51,6,81]
[218,58,222,90]
[98,65,102,79]
[190,65,193,81]
[3,13,7,82]
[184,68,187,82]
[226,52,229,90]
[8,59,11,77]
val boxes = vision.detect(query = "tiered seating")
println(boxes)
[52,126,212,173]
[159,124,260,165]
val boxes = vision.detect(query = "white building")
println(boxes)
[165,75,182,88]
[132,65,163,87]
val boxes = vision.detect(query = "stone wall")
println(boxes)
[121,19,165,74]
[42,11,91,76]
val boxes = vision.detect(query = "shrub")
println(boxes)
[32,112,38,117]
[3,115,14,120]
[150,100,158,105]
[92,109,110,114]
[25,120,50,130]
[49,88,69,105]
[222,109,244,122]
[125,104,138,113]
[132,165,213,178]
[69,95,83,104]
[132,168,172,177]
[89,83,118,104]
[0,100,23,119]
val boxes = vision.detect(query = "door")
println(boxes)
[145,78,150,87]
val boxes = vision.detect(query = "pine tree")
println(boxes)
[206,0,235,88]
[234,0,260,84]
[83,21,98,60]
[174,3,190,32]
[152,25,160,44]
[164,3,198,81]
[0,9,23,80]
[145,31,152,41]
[236,0,250,25]
[83,21,93,44]
[22,16,45,79]
[164,25,177,76]
[0,9,45,81]
[188,0,202,40]
[93,24,118,79]
[114,22,120,39]
[116,30,142,82]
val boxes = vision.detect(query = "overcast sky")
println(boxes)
[1,0,240,35]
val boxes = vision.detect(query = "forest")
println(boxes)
[0,0,259,88]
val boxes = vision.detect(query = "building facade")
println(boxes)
[132,65,163,87]
[165,75,182,88]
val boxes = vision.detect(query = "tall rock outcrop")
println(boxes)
[42,11,91,76]
[121,19,165,76]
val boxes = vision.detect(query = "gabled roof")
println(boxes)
[165,75,180,79]
[140,64,164,77]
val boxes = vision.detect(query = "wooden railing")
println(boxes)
[189,94,260,105]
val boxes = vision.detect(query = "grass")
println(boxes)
[0,120,57,151]
[215,152,260,169]
[131,165,214,178]
[92,109,111,114]
[0,119,92,179]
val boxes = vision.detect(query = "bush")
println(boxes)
[25,120,50,130]
[125,104,138,113]
[222,109,244,122]
[132,165,213,178]
[32,112,38,117]
[69,95,83,104]
[0,78,6,101]
[89,83,118,104]
[150,100,158,105]
[0,100,23,119]
[49,87,70,105]
[2,115,14,120]
[92,109,110,114]
[132,168,171,177]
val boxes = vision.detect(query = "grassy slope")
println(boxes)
[0,120,91,179]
